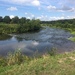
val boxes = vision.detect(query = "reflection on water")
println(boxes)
[0,34,12,40]
[0,27,75,56]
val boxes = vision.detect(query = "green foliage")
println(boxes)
[68,37,75,42]
[20,17,26,24]
[0,24,18,34]
[41,19,75,30]
[7,50,31,66]
[0,50,30,67]
[1,51,75,75]
[0,16,3,22]
[3,16,10,23]
[0,57,7,66]
[11,16,19,24]
[48,47,57,56]
[0,16,41,34]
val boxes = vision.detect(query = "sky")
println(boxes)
[0,0,75,21]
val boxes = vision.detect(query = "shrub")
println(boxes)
[0,57,7,66]
[48,47,57,56]
[7,50,24,65]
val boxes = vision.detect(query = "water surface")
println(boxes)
[0,27,75,56]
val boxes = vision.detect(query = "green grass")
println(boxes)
[0,51,75,75]
[67,28,75,42]
[68,37,75,42]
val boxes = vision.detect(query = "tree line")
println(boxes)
[41,19,75,30]
[0,16,31,24]
[0,16,41,34]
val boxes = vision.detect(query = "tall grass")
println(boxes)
[1,51,75,75]
[7,51,24,65]
[47,47,57,56]
[0,50,30,66]
[0,48,57,66]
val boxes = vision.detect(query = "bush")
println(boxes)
[6,50,30,65]
[0,57,7,66]
[48,47,57,56]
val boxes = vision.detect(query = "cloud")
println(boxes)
[27,17,31,19]
[31,0,40,6]
[47,5,56,10]
[49,16,65,20]
[36,13,75,21]
[2,0,40,6]
[47,5,75,12]
[37,15,49,21]
[37,15,64,21]
[66,0,75,4]
[25,12,35,19]
[10,15,14,19]
[58,5,75,12]
[7,7,18,11]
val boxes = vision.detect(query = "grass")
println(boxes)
[67,29,75,42]
[68,37,75,42]
[0,51,75,75]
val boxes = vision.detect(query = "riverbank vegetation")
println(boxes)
[0,50,75,75]
[0,16,41,34]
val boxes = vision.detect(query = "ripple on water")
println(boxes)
[0,27,75,56]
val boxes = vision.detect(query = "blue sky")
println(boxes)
[0,0,75,21]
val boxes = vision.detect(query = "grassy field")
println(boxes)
[0,51,75,75]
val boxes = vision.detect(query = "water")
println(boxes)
[0,27,75,56]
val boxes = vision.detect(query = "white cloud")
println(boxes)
[31,14,35,17]
[66,0,75,4]
[36,13,75,21]
[47,5,56,10]
[58,5,75,12]
[31,0,40,6]
[10,15,14,19]
[25,12,35,19]
[27,17,31,19]
[2,0,40,6]
[49,16,65,20]
[47,5,75,12]
[48,16,75,21]
[7,7,18,11]
[37,15,50,21]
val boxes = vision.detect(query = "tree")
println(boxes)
[20,17,26,24]
[3,16,10,23]
[0,16,3,22]
[11,16,19,24]
[26,19,30,23]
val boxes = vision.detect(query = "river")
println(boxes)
[0,27,75,57]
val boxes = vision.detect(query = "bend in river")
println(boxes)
[0,27,75,57]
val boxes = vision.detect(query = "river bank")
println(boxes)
[0,51,75,75]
